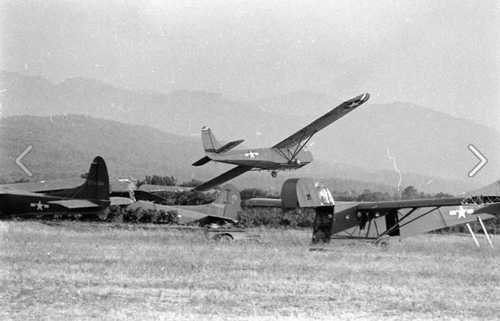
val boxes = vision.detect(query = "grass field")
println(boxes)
[1,221,499,321]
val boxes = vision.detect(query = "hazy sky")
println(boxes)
[1,0,499,126]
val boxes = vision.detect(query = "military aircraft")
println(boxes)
[245,178,500,247]
[192,93,370,191]
[113,184,242,226]
[0,156,110,218]
[2,169,241,226]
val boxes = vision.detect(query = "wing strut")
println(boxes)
[375,207,435,242]
[365,219,372,238]
[477,217,494,248]
[275,132,316,163]
[466,223,481,248]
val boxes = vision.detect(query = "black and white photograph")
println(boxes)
[1,1,499,320]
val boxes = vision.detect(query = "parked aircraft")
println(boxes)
[0,156,110,218]
[1,169,241,226]
[245,178,500,247]
[192,93,370,191]
[114,184,242,226]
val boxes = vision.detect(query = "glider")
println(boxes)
[193,93,370,191]
[245,178,500,248]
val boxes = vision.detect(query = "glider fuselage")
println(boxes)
[206,148,313,169]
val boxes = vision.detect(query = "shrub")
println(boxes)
[107,205,179,224]
[237,207,315,228]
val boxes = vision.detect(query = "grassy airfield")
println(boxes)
[1,221,499,321]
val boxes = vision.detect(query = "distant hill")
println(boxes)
[468,180,500,196]
[0,115,200,180]
[2,71,498,191]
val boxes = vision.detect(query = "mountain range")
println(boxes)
[1,71,499,194]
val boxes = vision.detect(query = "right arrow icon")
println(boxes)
[467,144,487,177]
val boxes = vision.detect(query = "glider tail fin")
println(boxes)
[213,184,242,220]
[73,156,110,201]
[201,126,220,153]
[193,126,220,166]
[44,156,110,201]
[194,127,244,166]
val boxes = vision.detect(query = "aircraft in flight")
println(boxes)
[245,178,500,248]
[0,156,110,218]
[192,93,370,191]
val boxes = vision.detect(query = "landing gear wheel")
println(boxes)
[378,240,389,248]
[374,236,390,249]
[98,208,109,221]
[271,171,278,178]
[213,233,233,243]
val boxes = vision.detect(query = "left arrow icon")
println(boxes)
[16,145,33,177]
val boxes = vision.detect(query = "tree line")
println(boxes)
[239,185,454,202]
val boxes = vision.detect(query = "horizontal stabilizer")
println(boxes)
[48,199,100,209]
[192,156,212,167]
[244,198,283,208]
[110,197,135,206]
[215,139,245,153]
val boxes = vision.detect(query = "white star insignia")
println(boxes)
[30,201,50,211]
[244,151,259,159]
[449,206,474,219]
